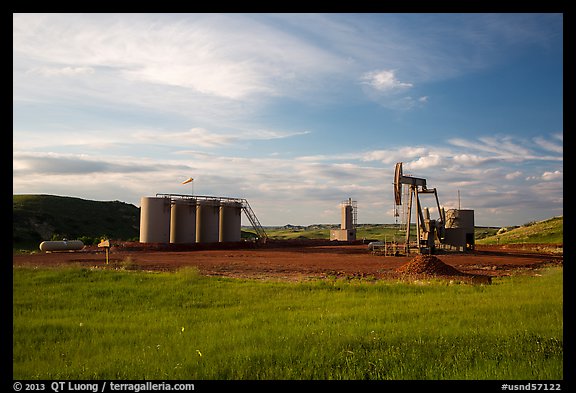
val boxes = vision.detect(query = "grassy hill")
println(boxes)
[475,216,563,245]
[13,194,140,248]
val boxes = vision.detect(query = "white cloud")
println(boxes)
[505,171,523,180]
[541,170,562,181]
[361,147,428,163]
[358,69,425,110]
[453,154,493,166]
[360,69,413,92]
[405,154,443,170]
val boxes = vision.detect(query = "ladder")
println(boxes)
[241,199,268,241]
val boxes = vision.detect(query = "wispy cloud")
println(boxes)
[359,135,562,171]
[27,66,95,77]
[13,13,344,102]
[447,136,561,162]
[533,135,563,154]
[133,128,310,148]
[12,151,171,175]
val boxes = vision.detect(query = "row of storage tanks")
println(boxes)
[139,196,242,244]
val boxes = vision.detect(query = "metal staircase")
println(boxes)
[241,199,268,241]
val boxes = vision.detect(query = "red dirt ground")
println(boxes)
[13,240,563,282]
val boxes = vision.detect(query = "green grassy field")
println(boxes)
[264,216,563,246]
[13,266,563,380]
[264,225,409,241]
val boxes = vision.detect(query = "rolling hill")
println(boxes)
[13,194,140,247]
[475,216,563,245]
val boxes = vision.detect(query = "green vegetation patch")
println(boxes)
[13,266,562,380]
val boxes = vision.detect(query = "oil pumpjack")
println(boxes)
[393,162,445,254]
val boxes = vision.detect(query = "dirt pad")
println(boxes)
[397,254,492,284]
[13,241,562,283]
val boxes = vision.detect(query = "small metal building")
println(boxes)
[443,209,475,251]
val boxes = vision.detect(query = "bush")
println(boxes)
[78,236,95,245]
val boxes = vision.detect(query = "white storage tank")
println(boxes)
[196,200,220,243]
[170,199,196,244]
[219,201,242,242]
[139,196,171,243]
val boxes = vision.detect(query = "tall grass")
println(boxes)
[13,266,562,380]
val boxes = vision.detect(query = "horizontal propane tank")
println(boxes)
[39,240,84,252]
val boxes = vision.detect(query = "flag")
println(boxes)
[181,177,193,185]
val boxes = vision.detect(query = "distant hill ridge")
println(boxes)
[13,194,140,245]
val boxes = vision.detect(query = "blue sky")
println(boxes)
[13,13,563,227]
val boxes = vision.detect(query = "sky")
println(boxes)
[13,13,563,227]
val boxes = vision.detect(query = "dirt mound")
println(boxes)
[396,255,467,276]
[396,255,492,284]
